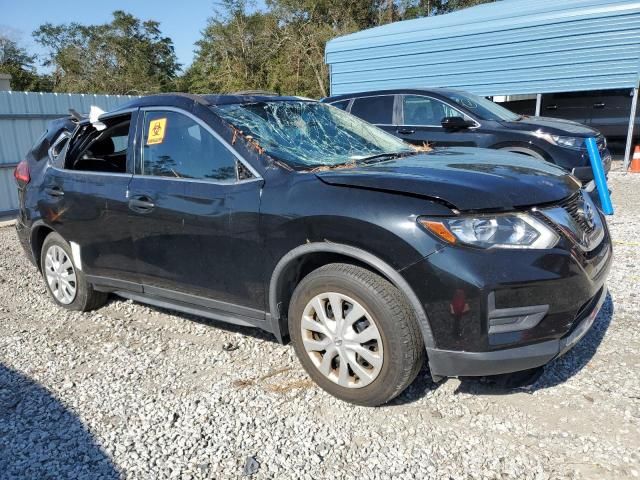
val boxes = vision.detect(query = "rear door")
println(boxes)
[542,92,592,125]
[348,95,397,134]
[127,107,265,312]
[40,110,140,287]
[396,94,479,147]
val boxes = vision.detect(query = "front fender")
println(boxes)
[268,242,436,349]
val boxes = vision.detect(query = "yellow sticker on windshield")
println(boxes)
[147,118,167,145]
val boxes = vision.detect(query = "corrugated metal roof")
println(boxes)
[326,0,640,96]
[0,91,139,214]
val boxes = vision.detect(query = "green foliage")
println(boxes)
[14,1,493,95]
[0,36,51,91]
[183,0,495,98]
[33,11,180,94]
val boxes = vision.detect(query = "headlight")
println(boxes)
[419,213,559,249]
[533,131,583,150]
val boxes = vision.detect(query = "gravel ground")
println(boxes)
[1,171,639,480]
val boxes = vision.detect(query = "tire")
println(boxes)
[40,232,108,311]
[288,263,424,406]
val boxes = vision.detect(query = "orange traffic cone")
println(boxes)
[631,146,640,173]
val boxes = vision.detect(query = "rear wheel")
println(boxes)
[40,232,108,311]
[289,263,424,406]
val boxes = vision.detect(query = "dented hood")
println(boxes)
[315,148,579,211]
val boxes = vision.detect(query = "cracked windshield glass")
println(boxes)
[215,101,415,169]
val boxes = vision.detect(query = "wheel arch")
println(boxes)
[490,141,552,162]
[30,220,57,271]
[268,242,435,349]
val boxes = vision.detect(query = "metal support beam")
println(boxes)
[624,86,639,170]
[535,93,542,116]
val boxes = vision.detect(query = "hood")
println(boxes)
[315,148,579,212]
[499,116,600,137]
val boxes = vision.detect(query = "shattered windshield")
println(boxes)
[215,101,414,169]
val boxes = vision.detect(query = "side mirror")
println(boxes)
[441,116,475,130]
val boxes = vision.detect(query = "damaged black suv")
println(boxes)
[15,93,611,406]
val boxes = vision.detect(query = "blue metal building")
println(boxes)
[326,0,640,166]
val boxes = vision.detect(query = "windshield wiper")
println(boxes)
[352,151,416,165]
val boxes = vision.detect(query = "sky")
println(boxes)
[0,0,264,72]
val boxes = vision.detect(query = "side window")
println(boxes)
[141,110,238,182]
[48,132,70,165]
[65,115,131,173]
[402,95,465,126]
[350,96,394,124]
[329,100,350,111]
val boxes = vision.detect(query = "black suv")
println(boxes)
[323,88,612,186]
[15,94,611,406]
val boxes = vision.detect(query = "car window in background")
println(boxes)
[141,111,237,181]
[215,101,412,169]
[443,91,521,122]
[350,95,394,124]
[330,100,350,111]
[402,95,464,125]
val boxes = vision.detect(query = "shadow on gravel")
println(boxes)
[0,363,120,479]
[454,292,615,396]
[389,364,439,406]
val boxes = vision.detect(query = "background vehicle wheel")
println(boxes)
[289,263,424,406]
[40,232,108,311]
[498,146,546,160]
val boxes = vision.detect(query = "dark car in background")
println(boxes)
[15,94,611,406]
[322,88,612,186]
[500,88,640,155]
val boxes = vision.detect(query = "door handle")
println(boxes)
[129,196,155,213]
[44,186,64,197]
[545,105,558,111]
[593,102,606,109]
[397,128,415,135]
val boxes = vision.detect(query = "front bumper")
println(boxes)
[426,285,607,377]
[402,213,612,378]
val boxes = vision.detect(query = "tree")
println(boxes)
[183,0,495,98]
[33,11,180,94]
[181,1,282,94]
[0,36,51,91]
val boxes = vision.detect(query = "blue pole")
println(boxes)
[584,137,614,215]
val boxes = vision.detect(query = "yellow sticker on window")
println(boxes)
[147,118,167,145]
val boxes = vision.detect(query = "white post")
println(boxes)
[624,87,639,170]
[535,93,542,116]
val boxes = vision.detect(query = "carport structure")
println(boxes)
[326,0,640,169]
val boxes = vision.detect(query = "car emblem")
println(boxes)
[577,193,596,229]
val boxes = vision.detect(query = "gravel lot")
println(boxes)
[1,171,639,480]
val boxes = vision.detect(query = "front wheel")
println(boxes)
[498,146,546,160]
[289,263,424,406]
[40,232,108,311]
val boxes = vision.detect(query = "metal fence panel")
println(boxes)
[0,91,139,214]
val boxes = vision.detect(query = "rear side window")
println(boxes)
[350,96,394,124]
[65,115,131,173]
[141,110,238,181]
[329,100,350,111]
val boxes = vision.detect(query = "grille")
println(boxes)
[558,192,596,235]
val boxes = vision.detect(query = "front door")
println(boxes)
[396,94,478,147]
[127,108,265,311]
[40,111,139,285]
